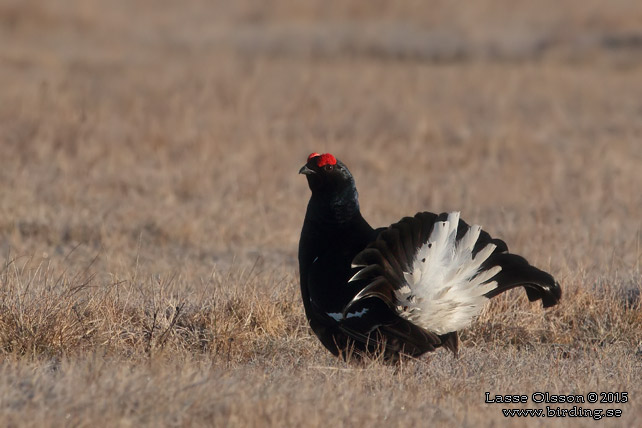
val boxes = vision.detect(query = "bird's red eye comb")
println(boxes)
[308,153,337,167]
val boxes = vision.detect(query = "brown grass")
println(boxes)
[1,0,641,426]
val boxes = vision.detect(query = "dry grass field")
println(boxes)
[1,0,641,426]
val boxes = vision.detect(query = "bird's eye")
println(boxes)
[324,164,334,172]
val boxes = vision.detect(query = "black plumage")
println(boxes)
[298,153,561,360]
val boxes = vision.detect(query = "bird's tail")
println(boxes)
[346,211,561,336]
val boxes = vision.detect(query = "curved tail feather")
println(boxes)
[482,253,561,308]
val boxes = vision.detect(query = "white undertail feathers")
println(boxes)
[396,212,501,334]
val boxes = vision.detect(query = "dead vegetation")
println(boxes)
[1,0,641,426]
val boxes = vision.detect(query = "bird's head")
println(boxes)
[299,153,355,195]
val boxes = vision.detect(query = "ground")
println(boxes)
[1,0,641,426]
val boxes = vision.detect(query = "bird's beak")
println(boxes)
[299,165,315,175]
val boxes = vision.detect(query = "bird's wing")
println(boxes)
[331,297,444,357]
[345,212,561,335]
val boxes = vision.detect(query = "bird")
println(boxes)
[298,152,561,361]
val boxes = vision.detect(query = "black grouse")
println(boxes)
[298,152,561,360]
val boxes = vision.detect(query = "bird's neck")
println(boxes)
[300,188,374,275]
[306,187,362,228]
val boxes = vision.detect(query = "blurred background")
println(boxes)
[1,0,641,279]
